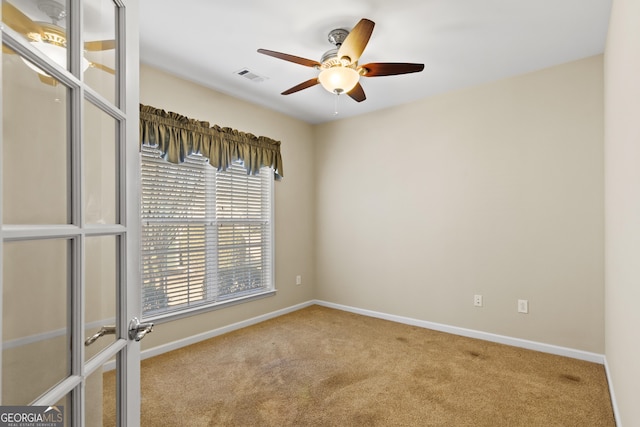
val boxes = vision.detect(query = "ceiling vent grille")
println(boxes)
[234,68,267,83]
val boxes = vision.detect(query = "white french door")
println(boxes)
[1,0,141,425]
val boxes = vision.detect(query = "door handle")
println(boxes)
[84,325,116,346]
[128,317,154,341]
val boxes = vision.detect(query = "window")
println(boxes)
[140,145,274,320]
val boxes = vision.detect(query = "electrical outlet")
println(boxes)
[296,275,302,286]
[473,294,483,307]
[518,299,529,314]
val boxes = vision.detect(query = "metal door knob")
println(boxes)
[128,317,154,341]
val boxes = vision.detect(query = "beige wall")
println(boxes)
[314,56,604,353]
[141,56,605,356]
[604,0,640,424]
[138,64,316,350]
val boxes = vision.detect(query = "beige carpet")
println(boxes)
[104,305,615,426]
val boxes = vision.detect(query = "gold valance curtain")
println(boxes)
[139,104,283,179]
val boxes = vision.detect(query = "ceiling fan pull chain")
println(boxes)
[334,93,340,115]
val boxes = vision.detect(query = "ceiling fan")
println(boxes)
[258,18,424,102]
[2,0,115,85]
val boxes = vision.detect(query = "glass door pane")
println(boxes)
[85,236,118,359]
[83,0,117,105]
[2,44,69,225]
[86,367,116,427]
[54,394,71,427]
[2,239,71,405]
[2,0,70,73]
[84,100,118,225]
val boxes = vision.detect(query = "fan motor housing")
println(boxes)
[327,28,349,47]
[321,28,354,69]
[320,48,340,66]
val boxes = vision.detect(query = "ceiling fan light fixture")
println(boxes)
[22,40,90,78]
[22,23,91,78]
[22,41,65,75]
[318,66,359,95]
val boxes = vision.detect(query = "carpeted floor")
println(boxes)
[104,305,615,426]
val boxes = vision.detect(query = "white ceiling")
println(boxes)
[139,0,611,125]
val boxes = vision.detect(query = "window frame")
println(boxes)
[140,146,276,323]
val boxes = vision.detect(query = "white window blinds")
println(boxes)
[141,145,273,319]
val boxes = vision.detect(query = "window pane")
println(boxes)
[83,0,117,104]
[2,44,69,224]
[141,149,273,318]
[142,223,208,315]
[2,239,70,405]
[84,99,118,224]
[218,223,270,299]
[216,164,272,300]
[216,166,270,220]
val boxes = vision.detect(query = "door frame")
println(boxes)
[121,0,141,423]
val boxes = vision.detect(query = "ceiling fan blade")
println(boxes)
[281,78,319,95]
[347,82,366,102]
[2,0,42,36]
[359,62,425,77]
[258,49,321,68]
[89,61,116,75]
[337,18,375,65]
[85,39,116,51]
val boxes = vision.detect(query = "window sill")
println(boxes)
[142,289,278,325]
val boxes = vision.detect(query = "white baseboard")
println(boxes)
[135,298,604,364]
[604,357,622,426]
[107,298,604,367]
[313,300,606,364]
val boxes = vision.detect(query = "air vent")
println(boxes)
[234,68,268,83]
